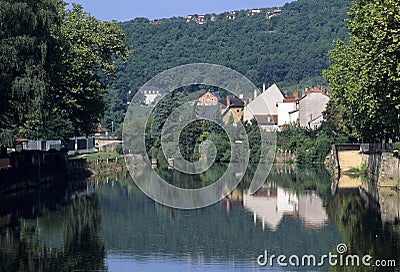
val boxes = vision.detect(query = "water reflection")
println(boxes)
[96,168,341,271]
[0,166,398,272]
[0,184,106,272]
[243,185,328,231]
[243,186,298,231]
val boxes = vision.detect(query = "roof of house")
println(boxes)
[218,96,245,108]
[246,84,284,116]
[282,97,297,103]
[142,86,161,93]
[298,89,329,101]
[198,90,220,99]
[309,115,323,125]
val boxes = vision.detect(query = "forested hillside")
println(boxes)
[104,0,350,130]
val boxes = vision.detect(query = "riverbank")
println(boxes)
[0,150,68,195]
[75,151,125,174]
[327,143,400,223]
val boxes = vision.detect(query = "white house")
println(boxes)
[248,8,262,16]
[243,83,284,131]
[277,92,299,127]
[143,89,161,106]
[227,11,236,20]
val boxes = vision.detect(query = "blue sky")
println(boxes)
[68,0,293,22]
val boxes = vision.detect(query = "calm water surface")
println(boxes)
[0,165,398,271]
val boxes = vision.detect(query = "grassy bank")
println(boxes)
[82,152,121,162]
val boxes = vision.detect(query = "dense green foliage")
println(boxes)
[323,0,400,142]
[0,0,62,145]
[277,122,348,164]
[145,89,260,164]
[105,0,350,130]
[0,0,130,146]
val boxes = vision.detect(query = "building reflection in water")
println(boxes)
[242,184,328,231]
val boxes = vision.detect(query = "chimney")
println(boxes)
[249,97,253,103]
[226,96,231,107]
[254,89,257,99]
[293,91,299,100]
[263,83,266,92]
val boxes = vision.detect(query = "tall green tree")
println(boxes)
[53,4,130,137]
[0,0,62,145]
[323,0,400,142]
[0,1,130,146]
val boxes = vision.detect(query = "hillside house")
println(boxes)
[95,123,108,137]
[185,15,193,22]
[198,90,220,106]
[253,114,278,131]
[308,115,324,130]
[267,9,282,19]
[248,8,262,16]
[227,12,236,20]
[143,88,161,106]
[195,15,206,25]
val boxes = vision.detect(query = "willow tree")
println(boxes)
[0,0,62,145]
[323,0,400,142]
[0,0,130,147]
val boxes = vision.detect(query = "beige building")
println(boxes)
[298,89,329,129]
[277,88,330,130]
[221,96,245,124]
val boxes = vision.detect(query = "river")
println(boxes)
[0,164,398,271]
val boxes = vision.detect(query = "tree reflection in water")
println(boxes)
[0,186,106,272]
[327,194,400,272]
[0,165,398,272]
